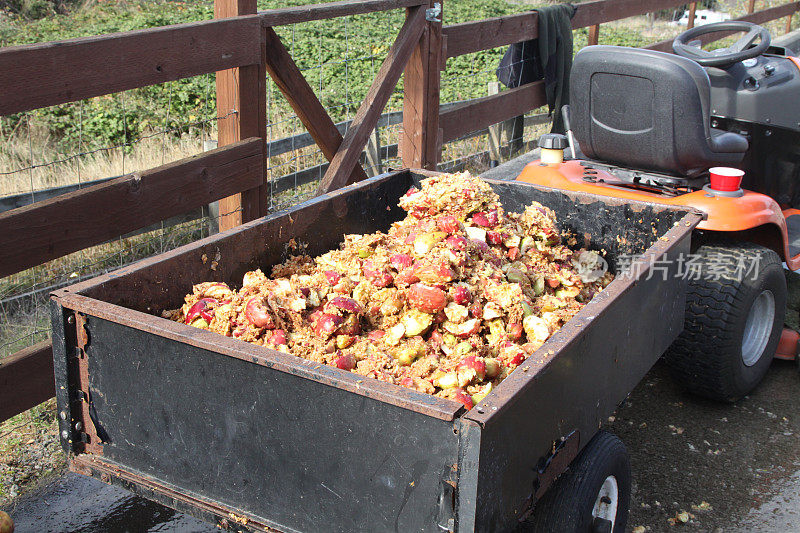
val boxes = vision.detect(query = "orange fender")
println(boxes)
[516,160,797,268]
[774,328,799,361]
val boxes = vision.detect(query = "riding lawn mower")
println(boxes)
[516,21,800,401]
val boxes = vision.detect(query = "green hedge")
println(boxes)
[0,0,659,151]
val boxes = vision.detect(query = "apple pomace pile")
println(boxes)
[170,172,613,410]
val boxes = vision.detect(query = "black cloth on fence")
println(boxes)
[496,3,577,134]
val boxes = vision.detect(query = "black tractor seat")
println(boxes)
[569,45,748,177]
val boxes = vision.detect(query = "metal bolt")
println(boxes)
[476,406,485,413]
[74,421,83,431]
[765,130,772,137]
[59,411,67,420]
[61,430,70,440]
[67,315,75,325]
[425,2,441,22]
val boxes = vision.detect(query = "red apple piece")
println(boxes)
[408,284,448,314]
[452,285,472,305]
[453,388,474,410]
[244,297,274,328]
[457,355,486,381]
[325,296,363,315]
[314,313,345,337]
[390,253,414,271]
[323,270,342,285]
[446,235,469,251]
[334,352,357,371]
[437,215,460,234]
[185,298,217,325]
[268,329,287,346]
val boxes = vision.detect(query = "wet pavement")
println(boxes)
[4,359,800,532]
[609,360,800,532]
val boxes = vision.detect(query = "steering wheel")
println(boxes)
[672,21,771,68]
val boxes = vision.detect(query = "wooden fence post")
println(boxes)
[588,24,600,45]
[747,0,756,14]
[786,11,794,34]
[215,0,267,231]
[488,82,502,167]
[401,0,443,170]
[687,2,697,29]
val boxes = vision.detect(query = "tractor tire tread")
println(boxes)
[664,242,785,401]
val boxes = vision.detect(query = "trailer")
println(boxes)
[49,169,702,532]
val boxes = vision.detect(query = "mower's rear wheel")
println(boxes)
[665,242,785,401]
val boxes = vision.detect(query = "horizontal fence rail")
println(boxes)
[440,82,546,144]
[258,0,425,27]
[443,0,690,58]
[0,0,797,423]
[439,0,800,145]
[0,341,54,422]
[0,16,262,116]
[0,138,264,279]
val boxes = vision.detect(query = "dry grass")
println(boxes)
[0,399,64,506]
[0,124,208,198]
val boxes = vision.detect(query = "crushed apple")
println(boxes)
[168,172,613,410]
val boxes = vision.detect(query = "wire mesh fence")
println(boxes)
[0,70,227,358]
[0,8,414,359]
[0,7,516,358]
[263,10,407,210]
[4,1,785,360]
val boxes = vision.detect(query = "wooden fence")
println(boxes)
[1,0,798,422]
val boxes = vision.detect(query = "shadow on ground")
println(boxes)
[611,360,800,532]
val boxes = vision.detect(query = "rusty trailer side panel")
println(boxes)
[67,314,460,532]
[50,170,702,532]
[460,214,694,531]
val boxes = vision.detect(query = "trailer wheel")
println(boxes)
[664,242,785,401]
[526,431,631,533]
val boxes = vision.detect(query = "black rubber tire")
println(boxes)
[664,242,786,402]
[526,431,631,533]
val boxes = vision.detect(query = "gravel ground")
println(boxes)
[609,360,800,532]
[0,399,65,506]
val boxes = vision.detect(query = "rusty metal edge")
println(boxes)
[50,170,406,298]
[54,292,462,422]
[482,177,710,218]
[49,170,463,422]
[49,169,703,427]
[464,209,705,427]
[70,455,283,532]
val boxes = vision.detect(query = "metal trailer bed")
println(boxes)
[49,169,702,532]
